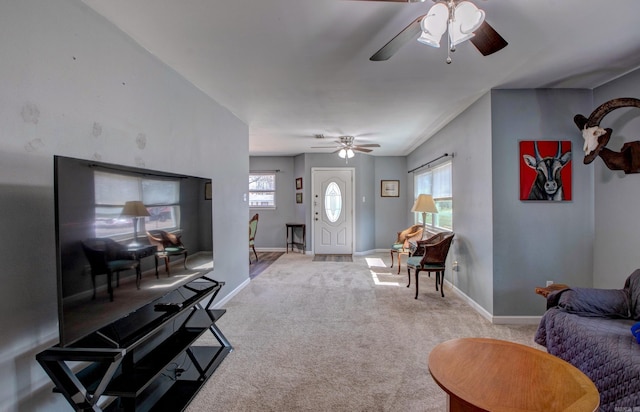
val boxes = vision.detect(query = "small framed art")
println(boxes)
[296,177,303,190]
[381,180,399,197]
[296,193,303,204]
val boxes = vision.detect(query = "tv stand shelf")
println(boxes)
[37,276,232,411]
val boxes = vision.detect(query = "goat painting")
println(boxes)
[520,141,572,201]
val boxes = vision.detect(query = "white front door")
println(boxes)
[312,168,353,255]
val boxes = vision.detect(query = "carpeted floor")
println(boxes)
[188,252,541,412]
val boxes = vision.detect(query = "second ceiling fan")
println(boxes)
[312,136,380,159]
[354,0,507,62]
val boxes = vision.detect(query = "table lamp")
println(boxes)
[121,200,150,246]
[411,194,438,237]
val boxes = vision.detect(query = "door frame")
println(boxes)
[311,167,356,255]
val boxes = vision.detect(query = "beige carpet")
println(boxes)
[188,252,541,412]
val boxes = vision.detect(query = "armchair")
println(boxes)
[390,224,423,273]
[81,238,140,301]
[146,230,188,276]
[406,232,455,299]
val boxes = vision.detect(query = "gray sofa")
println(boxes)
[535,269,640,411]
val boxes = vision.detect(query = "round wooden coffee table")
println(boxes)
[428,338,599,412]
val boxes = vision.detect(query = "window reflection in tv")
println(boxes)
[54,156,213,347]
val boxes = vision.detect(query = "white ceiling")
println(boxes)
[81,0,640,156]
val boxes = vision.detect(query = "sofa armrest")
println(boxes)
[549,287,631,318]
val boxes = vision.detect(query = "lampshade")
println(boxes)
[346,149,355,158]
[121,200,150,217]
[411,194,438,214]
[417,3,448,48]
[449,1,484,46]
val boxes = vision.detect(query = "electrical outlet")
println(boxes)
[546,280,554,287]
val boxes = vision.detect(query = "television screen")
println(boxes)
[54,156,213,347]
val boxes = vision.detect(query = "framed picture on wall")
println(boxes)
[381,180,400,197]
[296,177,303,190]
[204,182,212,200]
[296,193,303,204]
[519,140,572,201]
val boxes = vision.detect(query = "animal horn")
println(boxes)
[586,98,640,128]
[533,141,541,161]
[557,141,563,158]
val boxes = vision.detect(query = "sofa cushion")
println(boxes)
[556,288,630,318]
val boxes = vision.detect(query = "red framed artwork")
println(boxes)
[519,140,572,201]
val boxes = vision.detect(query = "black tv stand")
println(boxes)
[37,276,231,411]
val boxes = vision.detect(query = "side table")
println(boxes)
[127,244,158,288]
[285,223,306,254]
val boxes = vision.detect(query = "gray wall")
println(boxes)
[592,69,640,288]
[491,89,595,316]
[251,155,409,253]
[408,93,495,313]
[300,153,376,253]
[374,157,409,249]
[249,157,296,250]
[0,1,249,410]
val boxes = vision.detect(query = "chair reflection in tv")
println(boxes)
[146,230,188,276]
[81,238,140,301]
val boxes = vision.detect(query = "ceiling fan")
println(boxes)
[353,0,507,62]
[311,136,381,158]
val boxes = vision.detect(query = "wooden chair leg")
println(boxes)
[390,250,395,268]
[406,267,411,288]
[252,246,258,262]
[415,269,420,299]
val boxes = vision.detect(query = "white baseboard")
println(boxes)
[213,277,251,308]
[255,247,288,252]
[445,280,541,325]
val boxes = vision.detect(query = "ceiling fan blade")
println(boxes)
[353,147,373,153]
[350,0,425,2]
[469,21,508,56]
[354,144,381,148]
[370,15,424,61]
[311,146,340,149]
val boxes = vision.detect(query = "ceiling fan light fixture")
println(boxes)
[338,148,347,159]
[455,1,484,33]
[346,149,355,158]
[417,31,442,48]
[418,3,448,48]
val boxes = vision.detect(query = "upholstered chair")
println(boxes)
[406,232,455,299]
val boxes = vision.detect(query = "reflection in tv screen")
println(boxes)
[54,156,213,347]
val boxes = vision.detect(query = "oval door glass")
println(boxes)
[324,182,342,223]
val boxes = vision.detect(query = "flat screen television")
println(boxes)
[54,155,213,347]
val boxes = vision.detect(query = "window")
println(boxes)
[249,173,276,208]
[94,171,181,238]
[324,181,342,222]
[414,161,452,230]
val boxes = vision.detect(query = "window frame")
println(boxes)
[413,161,453,231]
[249,172,277,209]
[94,171,181,240]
